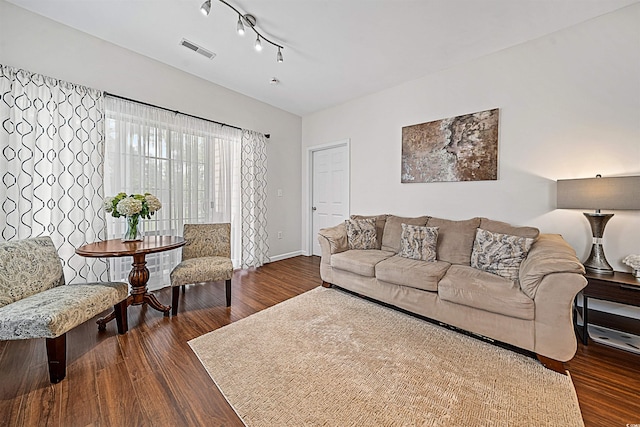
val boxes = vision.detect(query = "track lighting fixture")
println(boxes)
[200,0,211,16]
[200,0,284,63]
[236,16,245,35]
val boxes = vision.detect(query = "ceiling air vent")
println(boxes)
[179,39,216,60]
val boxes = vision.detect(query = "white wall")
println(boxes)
[302,6,640,281]
[0,0,303,261]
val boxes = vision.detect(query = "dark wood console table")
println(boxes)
[76,236,186,329]
[577,271,640,345]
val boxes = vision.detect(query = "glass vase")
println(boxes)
[122,215,143,242]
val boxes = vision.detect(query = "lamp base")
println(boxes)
[583,213,614,275]
[584,245,613,274]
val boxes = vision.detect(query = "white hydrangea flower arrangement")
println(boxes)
[104,192,162,241]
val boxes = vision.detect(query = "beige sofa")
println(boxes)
[318,214,587,371]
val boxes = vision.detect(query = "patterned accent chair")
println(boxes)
[170,223,233,316]
[0,237,129,383]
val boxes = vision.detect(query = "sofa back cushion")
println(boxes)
[350,214,388,249]
[479,218,539,240]
[426,217,481,265]
[0,237,65,308]
[381,215,429,253]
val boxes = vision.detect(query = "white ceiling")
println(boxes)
[8,0,638,116]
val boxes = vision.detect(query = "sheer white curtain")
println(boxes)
[241,130,270,268]
[0,65,108,283]
[104,96,241,290]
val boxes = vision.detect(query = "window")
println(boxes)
[104,97,241,290]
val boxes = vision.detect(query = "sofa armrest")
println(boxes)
[533,272,587,361]
[519,234,585,299]
[318,223,348,256]
[521,234,587,361]
[317,223,348,284]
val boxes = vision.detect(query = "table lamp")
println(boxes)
[556,174,640,274]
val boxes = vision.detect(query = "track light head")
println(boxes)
[254,35,262,51]
[200,0,211,16]
[236,16,245,35]
[277,47,283,63]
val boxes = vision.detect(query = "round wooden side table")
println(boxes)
[76,236,186,329]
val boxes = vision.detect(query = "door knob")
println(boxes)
[312,206,317,211]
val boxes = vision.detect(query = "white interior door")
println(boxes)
[312,144,349,256]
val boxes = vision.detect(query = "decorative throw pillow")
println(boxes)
[471,228,534,281]
[345,218,378,250]
[350,214,388,249]
[399,224,439,262]
[381,215,430,253]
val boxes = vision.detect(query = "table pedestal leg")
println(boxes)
[143,293,171,313]
[96,253,170,330]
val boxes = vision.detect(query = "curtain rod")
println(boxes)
[104,92,270,139]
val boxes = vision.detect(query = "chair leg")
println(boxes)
[181,284,186,294]
[172,286,180,316]
[225,279,232,307]
[114,300,129,334]
[46,334,66,384]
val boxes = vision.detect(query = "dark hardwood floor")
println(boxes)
[1,255,639,426]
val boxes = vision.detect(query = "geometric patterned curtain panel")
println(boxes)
[0,64,108,284]
[240,129,270,268]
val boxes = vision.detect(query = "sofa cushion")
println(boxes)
[399,224,438,262]
[376,255,450,292]
[479,218,540,239]
[438,265,534,320]
[381,215,429,253]
[331,249,395,277]
[351,215,388,249]
[471,228,534,282]
[426,217,481,265]
[345,218,378,250]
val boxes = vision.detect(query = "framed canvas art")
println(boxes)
[401,108,499,183]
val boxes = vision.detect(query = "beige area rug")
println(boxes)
[189,287,584,427]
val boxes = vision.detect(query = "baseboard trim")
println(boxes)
[268,250,304,262]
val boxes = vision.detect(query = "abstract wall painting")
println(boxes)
[401,108,499,183]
